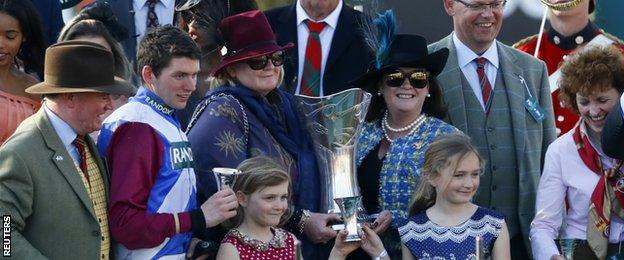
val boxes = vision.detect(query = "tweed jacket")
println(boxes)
[0,108,109,259]
[428,34,557,247]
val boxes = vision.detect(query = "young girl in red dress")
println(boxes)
[216,156,296,259]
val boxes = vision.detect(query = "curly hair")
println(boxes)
[558,45,624,114]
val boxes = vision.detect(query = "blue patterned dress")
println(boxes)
[356,116,459,226]
[399,207,505,260]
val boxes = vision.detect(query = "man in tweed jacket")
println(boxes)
[428,0,556,258]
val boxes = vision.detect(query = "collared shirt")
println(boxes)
[620,92,624,118]
[133,0,175,47]
[43,103,80,166]
[294,0,343,96]
[452,32,499,110]
[530,122,624,260]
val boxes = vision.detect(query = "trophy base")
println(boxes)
[344,234,361,242]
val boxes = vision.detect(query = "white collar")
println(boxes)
[134,0,174,10]
[43,103,78,148]
[452,32,499,69]
[296,0,343,29]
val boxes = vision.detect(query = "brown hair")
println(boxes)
[222,156,292,228]
[558,45,624,114]
[408,134,485,216]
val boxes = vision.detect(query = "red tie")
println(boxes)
[475,57,492,111]
[74,135,89,178]
[146,0,159,29]
[300,20,326,96]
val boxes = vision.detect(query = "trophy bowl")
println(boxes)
[213,167,243,190]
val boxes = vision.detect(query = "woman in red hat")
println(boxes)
[0,0,45,145]
[187,10,336,259]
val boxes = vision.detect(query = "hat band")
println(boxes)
[224,40,278,58]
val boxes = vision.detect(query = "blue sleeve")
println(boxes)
[187,95,248,203]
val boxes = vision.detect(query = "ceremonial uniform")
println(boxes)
[514,22,624,134]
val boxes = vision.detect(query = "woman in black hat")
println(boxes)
[187,10,337,259]
[351,11,460,258]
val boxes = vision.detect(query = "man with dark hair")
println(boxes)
[603,93,624,160]
[97,25,238,259]
[0,40,134,259]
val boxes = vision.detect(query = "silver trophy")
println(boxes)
[213,167,243,190]
[295,88,371,214]
[334,196,362,242]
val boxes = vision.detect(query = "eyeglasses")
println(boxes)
[180,11,213,27]
[453,0,506,12]
[246,52,284,70]
[383,71,429,88]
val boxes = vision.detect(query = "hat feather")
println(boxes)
[363,10,396,69]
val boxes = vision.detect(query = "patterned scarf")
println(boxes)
[574,122,624,259]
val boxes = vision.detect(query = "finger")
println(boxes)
[326,213,342,223]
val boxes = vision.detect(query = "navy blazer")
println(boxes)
[265,4,374,95]
[602,97,624,160]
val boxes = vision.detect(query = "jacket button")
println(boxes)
[487,127,494,132]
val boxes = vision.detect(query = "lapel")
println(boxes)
[34,109,98,219]
[325,6,356,76]
[497,42,527,154]
[435,34,469,132]
[277,5,299,93]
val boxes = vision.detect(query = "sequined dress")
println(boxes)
[222,228,296,259]
[399,206,505,260]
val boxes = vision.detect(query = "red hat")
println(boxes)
[211,10,293,76]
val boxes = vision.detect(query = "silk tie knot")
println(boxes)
[475,57,487,68]
[306,20,326,34]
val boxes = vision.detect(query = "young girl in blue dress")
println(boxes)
[398,134,511,259]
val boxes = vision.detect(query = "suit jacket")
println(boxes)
[265,3,374,95]
[602,97,624,160]
[0,108,109,259]
[104,0,137,65]
[428,34,557,249]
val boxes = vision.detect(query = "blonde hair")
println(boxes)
[408,134,485,216]
[222,156,292,228]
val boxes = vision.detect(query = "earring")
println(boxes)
[377,92,382,96]
[426,93,431,98]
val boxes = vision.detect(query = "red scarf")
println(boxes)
[573,122,624,259]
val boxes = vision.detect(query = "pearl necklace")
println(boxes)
[382,113,426,143]
[383,111,425,132]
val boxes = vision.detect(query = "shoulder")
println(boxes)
[512,34,538,49]
[600,30,624,46]
[425,117,459,133]
[475,206,505,222]
[544,130,574,156]
[428,35,452,52]
[264,4,291,22]
[216,240,240,260]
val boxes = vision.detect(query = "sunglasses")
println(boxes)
[383,71,429,88]
[246,52,284,70]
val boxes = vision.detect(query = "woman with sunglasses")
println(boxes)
[348,11,460,258]
[187,10,335,259]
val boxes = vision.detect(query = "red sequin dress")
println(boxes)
[222,228,295,260]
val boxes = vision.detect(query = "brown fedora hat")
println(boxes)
[26,40,134,95]
[210,10,294,76]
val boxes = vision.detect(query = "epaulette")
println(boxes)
[600,30,624,46]
[512,34,538,48]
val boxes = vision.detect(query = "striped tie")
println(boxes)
[146,0,159,29]
[475,57,492,112]
[300,20,326,96]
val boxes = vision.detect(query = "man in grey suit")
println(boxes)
[0,41,133,259]
[428,0,556,258]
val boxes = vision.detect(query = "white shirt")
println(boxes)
[530,122,624,260]
[133,0,175,48]
[44,103,80,166]
[294,0,343,96]
[452,33,499,110]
